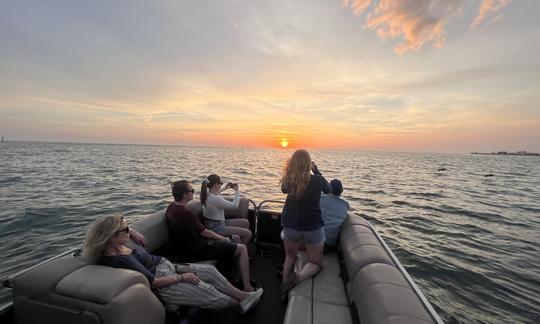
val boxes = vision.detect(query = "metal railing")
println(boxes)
[367,221,444,324]
[1,248,81,289]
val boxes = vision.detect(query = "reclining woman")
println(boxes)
[200,174,252,244]
[83,214,263,313]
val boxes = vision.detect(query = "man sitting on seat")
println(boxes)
[167,180,255,292]
[320,179,350,253]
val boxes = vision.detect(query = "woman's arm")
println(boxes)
[321,177,332,194]
[151,275,179,288]
[208,191,240,209]
[129,229,147,246]
[151,272,200,288]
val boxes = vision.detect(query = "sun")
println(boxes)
[280,139,289,148]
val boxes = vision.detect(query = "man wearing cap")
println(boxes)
[320,179,350,252]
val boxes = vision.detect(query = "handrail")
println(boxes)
[366,221,444,324]
[247,198,257,212]
[256,199,285,212]
[1,247,81,289]
[253,200,284,244]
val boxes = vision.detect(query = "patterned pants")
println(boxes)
[155,258,236,312]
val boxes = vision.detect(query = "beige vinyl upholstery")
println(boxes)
[12,201,251,324]
[284,214,435,324]
[187,197,250,221]
[13,255,164,324]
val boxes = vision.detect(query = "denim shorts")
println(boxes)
[283,227,325,245]
[204,219,226,235]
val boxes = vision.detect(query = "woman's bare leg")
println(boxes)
[282,239,301,283]
[223,225,252,244]
[226,218,250,229]
[297,243,323,283]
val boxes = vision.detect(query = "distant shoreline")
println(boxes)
[471,151,540,156]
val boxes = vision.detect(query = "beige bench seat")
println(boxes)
[283,214,436,324]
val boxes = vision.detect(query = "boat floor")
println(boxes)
[166,244,287,324]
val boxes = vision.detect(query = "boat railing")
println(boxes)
[366,221,444,324]
[253,199,284,245]
[1,248,81,289]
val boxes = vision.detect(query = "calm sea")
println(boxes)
[0,141,538,323]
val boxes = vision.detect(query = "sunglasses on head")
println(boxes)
[116,226,130,234]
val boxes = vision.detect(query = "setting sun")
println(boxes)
[280,139,289,148]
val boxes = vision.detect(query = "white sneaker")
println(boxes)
[240,288,264,314]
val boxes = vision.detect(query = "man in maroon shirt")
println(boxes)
[166,180,255,292]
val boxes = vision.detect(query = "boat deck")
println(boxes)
[166,243,287,324]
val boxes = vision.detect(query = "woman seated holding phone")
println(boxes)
[83,214,263,313]
[200,174,252,244]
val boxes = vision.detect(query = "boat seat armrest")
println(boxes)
[55,265,149,304]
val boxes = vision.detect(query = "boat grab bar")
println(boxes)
[256,199,285,212]
[1,247,81,289]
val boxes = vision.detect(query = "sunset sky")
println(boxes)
[1,0,539,152]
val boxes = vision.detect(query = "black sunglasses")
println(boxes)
[187,189,195,193]
[116,226,130,234]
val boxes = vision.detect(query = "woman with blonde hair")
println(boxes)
[280,149,331,298]
[83,214,263,313]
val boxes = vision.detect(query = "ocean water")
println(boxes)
[0,141,539,323]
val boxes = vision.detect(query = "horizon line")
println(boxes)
[0,138,487,155]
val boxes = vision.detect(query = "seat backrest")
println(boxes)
[187,198,249,221]
[130,210,169,253]
[340,215,434,324]
[12,255,165,324]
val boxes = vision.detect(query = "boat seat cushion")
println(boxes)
[187,198,249,221]
[130,210,169,253]
[12,256,89,302]
[353,284,433,324]
[343,245,393,280]
[55,265,149,304]
[283,296,312,324]
[313,300,353,324]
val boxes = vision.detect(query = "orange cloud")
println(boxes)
[343,0,462,54]
[343,0,513,54]
[471,0,512,29]
[342,0,372,15]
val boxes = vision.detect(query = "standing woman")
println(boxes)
[201,174,252,244]
[280,149,331,295]
[83,214,263,313]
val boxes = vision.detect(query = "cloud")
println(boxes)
[343,0,513,54]
[342,0,372,15]
[343,0,462,54]
[471,0,512,29]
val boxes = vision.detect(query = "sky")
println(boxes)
[1,0,539,153]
